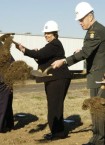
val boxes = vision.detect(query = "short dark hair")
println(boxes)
[52,31,59,39]
[44,31,59,39]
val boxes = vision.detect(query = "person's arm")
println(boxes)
[51,58,67,68]
[24,42,63,61]
[52,31,101,69]
[14,42,39,58]
[14,41,61,61]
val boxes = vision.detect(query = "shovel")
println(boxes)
[31,66,53,77]
[12,40,28,49]
[12,40,19,45]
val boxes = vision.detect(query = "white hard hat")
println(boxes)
[75,2,94,21]
[42,20,59,33]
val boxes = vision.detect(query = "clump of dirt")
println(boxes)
[82,97,105,120]
[0,33,33,88]
[3,60,33,88]
[82,97,105,111]
[0,35,13,71]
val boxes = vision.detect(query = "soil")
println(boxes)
[0,78,93,145]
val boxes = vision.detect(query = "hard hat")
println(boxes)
[75,2,94,21]
[42,20,59,33]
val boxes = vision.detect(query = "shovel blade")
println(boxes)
[30,70,52,77]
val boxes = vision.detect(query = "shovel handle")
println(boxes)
[12,40,27,49]
[12,40,19,45]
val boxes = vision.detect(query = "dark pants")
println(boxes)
[0,82,14,132]
[89,88,105,145]
[44,79,71,135]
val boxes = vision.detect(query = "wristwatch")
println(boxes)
[63,59,67,64]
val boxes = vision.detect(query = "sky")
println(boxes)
[0,0,105,38]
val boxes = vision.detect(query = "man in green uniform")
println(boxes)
[52,2,105,145]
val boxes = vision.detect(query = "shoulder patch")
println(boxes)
[89,31,95,39]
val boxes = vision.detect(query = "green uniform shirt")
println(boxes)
[66,21,105,88]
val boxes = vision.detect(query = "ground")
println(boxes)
[0,78,93,145]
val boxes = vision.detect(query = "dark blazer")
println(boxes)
[24,39,71,82]
[66,21,105,88]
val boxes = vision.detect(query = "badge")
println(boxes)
[89,31,95,39]
[90,33,94,38]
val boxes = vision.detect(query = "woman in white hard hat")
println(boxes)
[15,20,72,140]
[52,2,105,145]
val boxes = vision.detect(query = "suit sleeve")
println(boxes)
[66,31,101,66]
[24,43,59,61]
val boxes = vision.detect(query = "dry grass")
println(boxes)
[0,78,92,145]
